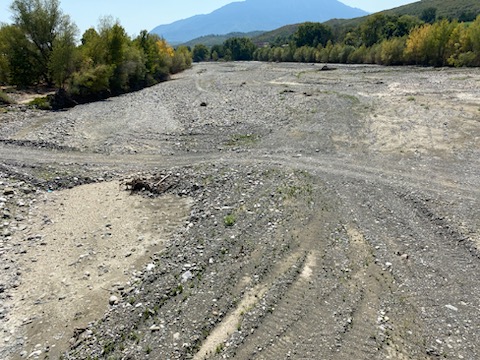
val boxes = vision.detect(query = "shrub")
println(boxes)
[224,214,236,227]
[28,97,51,110]
[0,91,12,105]
[69,64,113,99]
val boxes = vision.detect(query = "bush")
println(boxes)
[0,90,13,105]
[224,214,236,227]
[69,64,113,99]
[28,97,51,110]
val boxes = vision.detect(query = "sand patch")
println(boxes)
[3,181,191,359]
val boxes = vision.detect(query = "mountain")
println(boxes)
[151,0,368,44]
[381,0,480,20]
[323,0,480,35]
[182,31,265,48]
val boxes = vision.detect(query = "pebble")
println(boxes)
[150,325,161,332]
[27,350,42,358]
[445,304,458,312]
[109,295,119,305]
[3,188,14,196]
[181,270,193,282]
[146,263,156,271]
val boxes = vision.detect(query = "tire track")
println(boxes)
[0,143,478,200]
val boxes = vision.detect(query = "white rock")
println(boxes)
[27,350,42,358]
[181,270,193,283]
[150,325,161,332]
[109,295,119,305]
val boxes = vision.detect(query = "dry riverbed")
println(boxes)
[0,62,479,359]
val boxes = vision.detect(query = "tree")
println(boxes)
[405,19,456,66]
[380,37,405,65]
[294,22,333,48]
[133,31,169,82]
[223,37,256,61]
[458,10,477,23]
[420,7,437,24]
[360,14,393,47]
[429,19,457,66]
[10,0,76,84]
[192,44,209,62]
[0,24,40,86]
[210,44,225,60]
[405,24,434,65]
[49,15,78,88]
[170,46,192,73]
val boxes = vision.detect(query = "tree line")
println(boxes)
[192,12,480,68]
[0,0,191,107]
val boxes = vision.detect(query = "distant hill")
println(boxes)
[382,0,480,19]
[251,24,301,46]
[151,0,367,44]
[182,31,265,48]
[323,0,480,36]
[249,0,480,47]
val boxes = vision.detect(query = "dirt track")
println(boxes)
[0,62,479,359]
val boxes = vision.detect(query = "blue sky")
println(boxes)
[0,0,417,37]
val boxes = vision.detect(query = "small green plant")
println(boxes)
[145,345,152,354]
[129,332,141,344]
[226,134,258,146]
[28,96,51,110]
[103,341,115,355]
[407,96,415,102]
[215,343,224,354]
[224,214,236,227]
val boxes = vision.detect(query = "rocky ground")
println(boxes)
[0,62,479,359]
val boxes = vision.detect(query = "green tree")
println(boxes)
[469,15,480,54]
[294,22,333,48]
[450,15,480,66]
[429,19,457,66]
[420,7,437,24]
[192,44,209,62]
[80,28,106,65]
[95,19,132,93]
[360,14,391,47]
[0,24,40,86]
[10,0,76,84]
[133,31,170,82]
[170,46,192,74]
[49,16,78,88]
[223,37,256,61]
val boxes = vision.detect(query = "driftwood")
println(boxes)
[123,174,174,194]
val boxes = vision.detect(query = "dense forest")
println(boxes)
[193,11,480,68]
[0,0,191,108]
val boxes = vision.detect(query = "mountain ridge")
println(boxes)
[151,0,368,44]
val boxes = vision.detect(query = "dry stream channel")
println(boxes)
[0,62,479,359]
